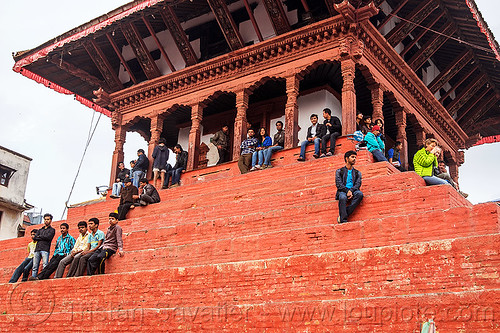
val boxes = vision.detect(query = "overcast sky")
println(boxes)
[0,0,498,221]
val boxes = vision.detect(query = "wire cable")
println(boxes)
[60,111,102,220]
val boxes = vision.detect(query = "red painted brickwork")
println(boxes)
[0,138,498,332]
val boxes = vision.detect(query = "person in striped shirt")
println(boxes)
[30,223,75,280]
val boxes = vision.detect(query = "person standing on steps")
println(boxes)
[210,125,230,164]
[320,108,342,157]
[87,212,124,276]
[29,223,75,280]
[297,114,326,161]
[335,150,363,224]
[131,149,149,189]
[152,138,169,188]
[30,213,55,278]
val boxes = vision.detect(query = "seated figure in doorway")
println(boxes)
[320,108,342,157]
[297,114,326,161]
[238,128,258,174]
[262,121,285,168]
[387,141,404,171]
[165,144,188,188]
[250,127,272,171]
[110,162,130,199]
[210,125,230,164]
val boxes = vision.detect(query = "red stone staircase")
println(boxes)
[0,139,498,332]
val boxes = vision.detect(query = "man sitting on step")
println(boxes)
[67,218,104,277]
[320,108,342,158]
[117,178,139,220]
[297,113,326,161]
[87,212,124,275]
[9,230,37,283]
[134,178,160,206]
[238,128,258,174]
[335,150,363,224]
[29,223,75,280]
[54,220,89,278]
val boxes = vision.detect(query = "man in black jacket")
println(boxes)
[320,108,342,157]
[210,125,229,164]
[31,213,55,278]
[335,151,363,223]
[166,144,188,188]
[117,178,139,220]
[135,178,161,206]
[297,114,326,161]
[131,149,149,189]
[110,162,130,199]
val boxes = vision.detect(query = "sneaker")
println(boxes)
[139,200,148,206]
[313,154,319,159]
[170,183,179,188]
[130,205,135,209]
[297,157,305,161]
[261,165,267,169]
[459,191,469,198]
[320,153,326,158]
[28,276,37,281]
[250,166,257,171]
[109,195,119,199]
[161,185,168,189]
[326,152,333,156]
[266,165,273,168]
[255,165,261,169]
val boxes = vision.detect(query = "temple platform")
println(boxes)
[0,138,498,332]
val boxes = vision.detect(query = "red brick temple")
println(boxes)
[2,0,499,331]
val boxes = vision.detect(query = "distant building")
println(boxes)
[0,146,32,240]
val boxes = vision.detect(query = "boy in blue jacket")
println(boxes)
[364,125,387,162]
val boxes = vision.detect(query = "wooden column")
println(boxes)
[341,58,357,136]
[233,89,250,161]
[395,107,408,169]
[284,73,300,148]
[110,124,126,187]
[147,114,164,179]
[370,83,384,122]
[187,103,204,170]
[414,124,426,148]
[448,160,459,184]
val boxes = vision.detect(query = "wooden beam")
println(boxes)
[120,22,161,80]
[83,40,123,91]
[439,66,476,104]
[467,114,500,133]
[385,0,439,47]
[261,0,291,36]
[243,0,263,42]
[446,73,487,116]
[408,22,455,71]
[323,0,339,16]
[105,33,138,85]
[461,93,498,130]
[456,87,491,123]
[160,6,198,66]
[427,49,473,94]
[142,16,176,73]
[378,0,408,32]
[48,55,109,91]
[400,11,444,57]
[206,0,245,51]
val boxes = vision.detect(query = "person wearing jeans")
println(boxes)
[320,108,342,157]
[364,125,388,162]
[9,230,37,283]
[297,114,326,161]
[413,138,450,186]
[262,121,285,168]
[31,213,55,278]
[165,144,188,188]
[335,151,363,223]
[131,149,149,189]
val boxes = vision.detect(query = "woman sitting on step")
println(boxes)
[413,138,449,186]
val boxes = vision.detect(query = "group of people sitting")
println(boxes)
[9,213,123,283]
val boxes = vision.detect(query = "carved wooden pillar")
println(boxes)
[284,73,300,148]
[233,89,249,161]
[187,103,204,170]
[414,124,427,148]
[395,107,408,169]
[341,58,357,136]
[110,124,126,187]
[449,151,464,185]
[370,84,384,122]
[147,113,164,179]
